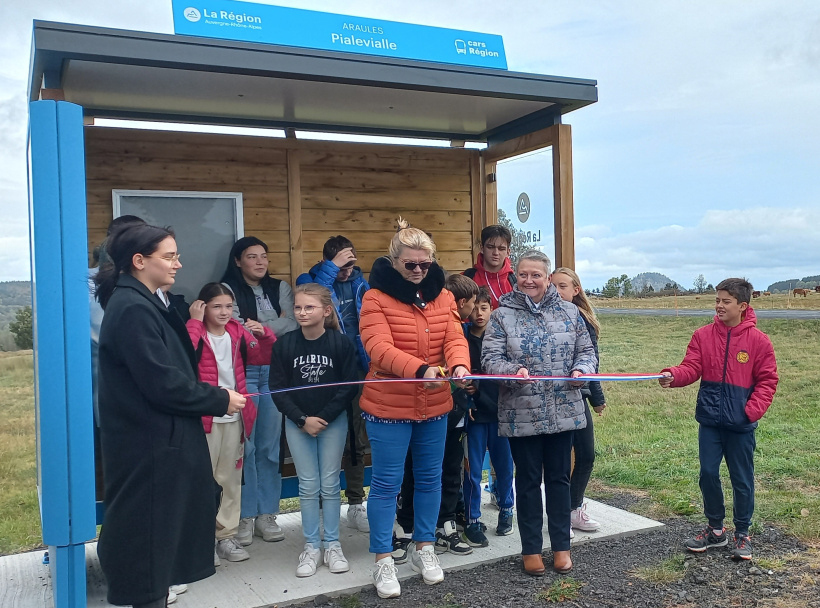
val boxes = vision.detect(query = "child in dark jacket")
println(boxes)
[461,287,515,547]
[660,278,778,560]
[269,283,359,577]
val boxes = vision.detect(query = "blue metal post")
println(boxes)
[28,100,96,608]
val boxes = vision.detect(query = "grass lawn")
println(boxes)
[0,315,818,555]
[598,292,820,310]
[590,316,820,540]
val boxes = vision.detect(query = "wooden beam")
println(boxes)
[469,153,483,262]
[552,124,575,269]
[287,149,303,281]
[39,89,65,101]
[482,126,555,163]
[484,161,498,226]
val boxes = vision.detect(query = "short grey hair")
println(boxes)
[516,249,552,275]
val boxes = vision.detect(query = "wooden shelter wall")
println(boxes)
[84,128,479,282]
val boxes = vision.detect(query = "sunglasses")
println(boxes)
[403,261,433,271]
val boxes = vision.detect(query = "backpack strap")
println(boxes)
[195,337,205,364]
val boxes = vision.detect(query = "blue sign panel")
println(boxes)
[172,0,507,69]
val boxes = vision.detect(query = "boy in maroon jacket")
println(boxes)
[659,278,778,560]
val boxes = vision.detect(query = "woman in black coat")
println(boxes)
[95,224,246,608]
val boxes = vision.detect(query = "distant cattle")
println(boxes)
[815,286,820,293]
[763,291,771,296]
[793,288,810,297]
[752,291,761,298]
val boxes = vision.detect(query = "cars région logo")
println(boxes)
[184,7,201,22]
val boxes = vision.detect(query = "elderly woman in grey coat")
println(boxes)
[481,250,597,576]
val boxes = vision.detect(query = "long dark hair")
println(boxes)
[94,224,175,309]
[220,236,281,321]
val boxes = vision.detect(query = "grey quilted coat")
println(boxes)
[481,284,598,438]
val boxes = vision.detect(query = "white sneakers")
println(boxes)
[296,542,350,577]
[216,537,250,562]
[255,513,285,542]
[167,583,187,604]
[296,543,322,577]
[570,503,601,532]
[372,555,401,598]
[346,503,370,532]
[323,542,350,574]
[409,544,444,585]
[236,517,255,546]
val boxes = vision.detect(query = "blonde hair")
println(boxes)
[388,216,436,260]
[293,283,341,331]
[552,267,600,337]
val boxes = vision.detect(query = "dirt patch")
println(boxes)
[305,494,820,608]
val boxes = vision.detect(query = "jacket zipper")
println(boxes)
[720,328,732,426]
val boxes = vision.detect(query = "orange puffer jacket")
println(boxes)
[359,257,470,420]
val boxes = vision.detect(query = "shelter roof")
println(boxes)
[30,20,597,142]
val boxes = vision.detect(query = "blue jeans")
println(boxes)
[366,416,448,554]
[285,412,348,547]
[463,420,514,521]
[698,424,756,534]
[241,365,282,518]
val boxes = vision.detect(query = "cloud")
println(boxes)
[575,207,820,290]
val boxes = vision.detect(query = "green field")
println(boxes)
[0,316,818,555]
[599,292,820,310]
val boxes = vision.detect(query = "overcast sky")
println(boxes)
[2,0,819,290]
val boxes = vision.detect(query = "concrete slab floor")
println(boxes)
[0,496,663,608]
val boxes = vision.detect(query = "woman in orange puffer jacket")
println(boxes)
[359,218,470,598]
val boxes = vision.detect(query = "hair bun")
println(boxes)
[395,216,411,232]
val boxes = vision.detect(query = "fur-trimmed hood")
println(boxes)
[368,256,446,304]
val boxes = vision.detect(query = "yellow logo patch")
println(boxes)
[737,351,750,364]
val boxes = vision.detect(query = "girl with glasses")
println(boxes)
[268,284,359,578]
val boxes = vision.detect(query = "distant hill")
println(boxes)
[766,275,820,293]
[631,272,683,292]
[0,281,32,330]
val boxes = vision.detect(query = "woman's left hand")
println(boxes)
[569,370,585,387]
[450,365,469,388]
[593,403,606,415]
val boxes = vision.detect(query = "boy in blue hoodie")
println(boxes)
[296,236,371,532]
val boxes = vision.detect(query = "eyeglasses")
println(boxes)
[145,253,181,262]
[294,305,318,314]
[402,261,433,271]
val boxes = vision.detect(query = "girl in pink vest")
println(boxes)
[187,283,274,565]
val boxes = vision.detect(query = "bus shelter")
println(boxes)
[27,19,597,607]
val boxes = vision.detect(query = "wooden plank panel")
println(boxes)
[485,160,498,225]
[302,230,472,252]
[287,149,303,282]
[86,190,288,211]
[245,230,291,252]
[301,189,469,211]
[86,138,288,166]
[86,158,289,187]
[300,149,471,173]
[301,209,471,232]
[469,154,482,259]
[552,124,574,270]
[300,167,471,192]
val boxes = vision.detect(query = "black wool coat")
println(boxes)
[97,273,229,606]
